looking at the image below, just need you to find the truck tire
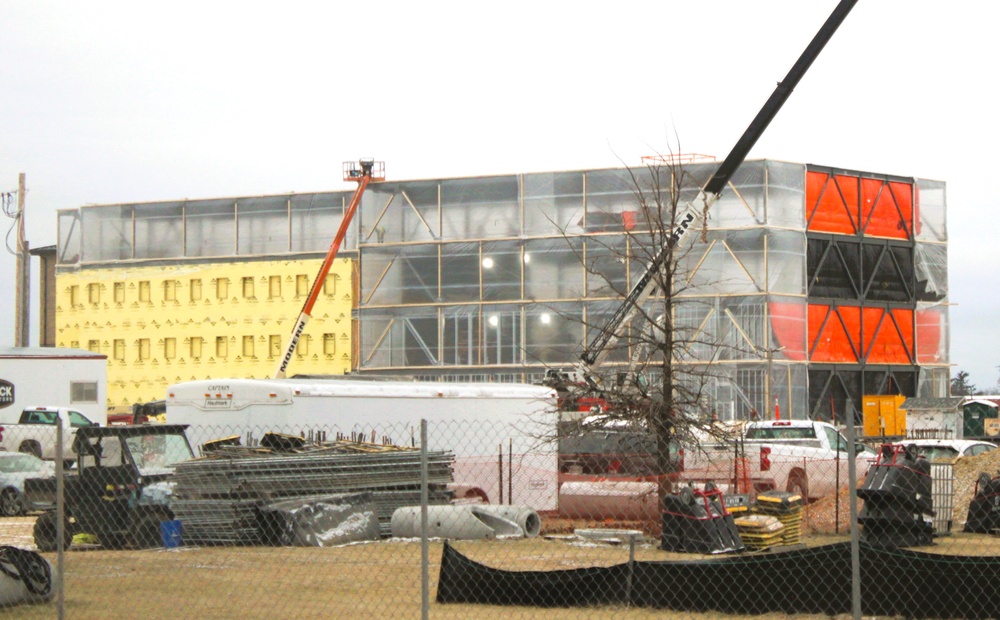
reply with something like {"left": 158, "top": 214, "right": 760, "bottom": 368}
{"left": 786, "top": 471, "right": 808, "bottom": 500}
{"left": 0, "top": 488, "right": 23, "bottom": 517}
{"left": 18, "top": 442, "right": 42, "bottom": 459}
{"left": 33, "top": 512, "right": 72, "bottom": 553}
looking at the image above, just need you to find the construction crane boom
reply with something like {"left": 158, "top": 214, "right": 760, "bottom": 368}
{"left": 274, "top": 159, "right": 384, "bottom": 379}
{"left": 571, "top": 0, "right": 858, "bottom": 388}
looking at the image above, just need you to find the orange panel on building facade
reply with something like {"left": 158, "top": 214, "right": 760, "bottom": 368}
{"left": 915, "top": 307, "right": 944, "bottom": 364}
{"left": 861, "top": 179, "right": 913, "bottom": 239}
{"left": 808, "top": 304, "right": 861, "bottom": 363}
{"left": 768, "top": 301, "right": 807, "bottom": 361}
{"left": 808, "top": 304, "right": 916, "bottom": 365}
{"left": 862, "top": 307, "right": 914, "bottom": 364}
{"left": 806, "top": 171, "right": 859, "bottom": 235}
{"left": 807, "top": 171, "right": 914, "bottom": 241}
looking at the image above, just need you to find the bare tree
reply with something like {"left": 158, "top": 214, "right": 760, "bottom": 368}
{"left": 547, "top": 152, "right": 764, "bottom": 512}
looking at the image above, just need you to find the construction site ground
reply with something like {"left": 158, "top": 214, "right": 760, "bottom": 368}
{"left": 3, "top": 513, "right": 1000, "bottom": 620}
{"left": 8, "top": 448, "right": 1000, "bottom": 617}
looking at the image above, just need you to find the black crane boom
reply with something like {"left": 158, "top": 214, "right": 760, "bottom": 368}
{"left": 577, "top": 0, "right": 859, "bottom": 379}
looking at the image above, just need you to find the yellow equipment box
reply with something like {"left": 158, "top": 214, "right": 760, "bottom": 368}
{"left": 862, "top": 394, "right": 907, "bottom": 438}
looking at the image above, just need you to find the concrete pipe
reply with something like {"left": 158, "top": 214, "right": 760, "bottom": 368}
{"left": 468, "top": 505, "right": 542, "bottom": 538}
{"left": 390, "top": 505, "right": 540, "bottom": 540}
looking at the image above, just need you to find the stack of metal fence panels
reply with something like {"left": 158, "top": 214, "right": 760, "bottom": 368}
{"left": 171, "top": 442, "right": 454, "bottom": 543}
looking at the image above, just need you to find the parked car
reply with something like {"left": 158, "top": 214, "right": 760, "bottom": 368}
{"left": 0, "top": 452, "right": 54, "bottom": 516}
{"left": 905, "top": 439, "right": 996, "bottom": 462}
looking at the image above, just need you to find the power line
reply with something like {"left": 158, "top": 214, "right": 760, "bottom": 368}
{"left": 2, "top": 190, "right": 22, "bottom": 255}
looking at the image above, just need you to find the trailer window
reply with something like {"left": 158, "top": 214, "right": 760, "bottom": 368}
{"left": 70, "top": 382, "right": 98, "bottom": 403}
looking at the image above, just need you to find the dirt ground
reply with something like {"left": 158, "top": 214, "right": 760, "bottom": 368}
{"left": 3, "top": 513, "right": 1000, "bottom": 620}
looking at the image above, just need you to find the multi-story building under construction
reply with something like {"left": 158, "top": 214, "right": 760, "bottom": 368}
{"left": 54, "top": 159, "right": 949, "bottom": 418}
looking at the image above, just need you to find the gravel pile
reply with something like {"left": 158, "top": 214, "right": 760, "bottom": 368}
{"left": 801, "top": 448, "right": 1000, "bottom": 535}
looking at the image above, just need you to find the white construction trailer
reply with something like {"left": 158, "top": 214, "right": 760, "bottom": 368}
{"left": 165, "top": 378, "right": 559, "bottom": 511}
{"left": 0, "top": 347, "right": 108, "bottom": 425}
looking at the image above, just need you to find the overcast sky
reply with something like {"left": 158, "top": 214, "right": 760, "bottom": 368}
{"left": 2, "top": 1, "right": 997, "bottom": 390}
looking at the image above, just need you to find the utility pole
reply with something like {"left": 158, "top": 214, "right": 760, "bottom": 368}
{"left": 14, "top": 173, "right": 29, "bottom": 347}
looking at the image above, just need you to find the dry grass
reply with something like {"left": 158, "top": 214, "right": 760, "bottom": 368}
{"left": 0, "top": 519, "right": 870, "bottom": 620}
{"left": 4, "top": 512, "right": 1000, "bottom": 619}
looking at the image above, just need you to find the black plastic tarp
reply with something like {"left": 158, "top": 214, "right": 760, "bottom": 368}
{"left": 437, "top": 541, "right": 1000, "bottom": 618}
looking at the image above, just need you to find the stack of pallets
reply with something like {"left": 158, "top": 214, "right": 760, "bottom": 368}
{"left": 754, "top": 490, "right": 804, "bottom": 545}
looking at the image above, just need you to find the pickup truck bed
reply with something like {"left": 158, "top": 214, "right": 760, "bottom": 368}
{"left": 679, "top": 420, "right": 875, "bottom": 501}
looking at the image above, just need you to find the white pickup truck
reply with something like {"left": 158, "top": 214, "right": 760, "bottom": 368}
{"left": 0, "top": 407, "right": 101, "bottom": 463}
{"left": 680, "top": 419, "right": 875, "bottom": 501}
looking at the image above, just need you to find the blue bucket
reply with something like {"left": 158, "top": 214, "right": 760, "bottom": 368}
{"left": 160, "top": 520, "right": 182, "bottom": 548}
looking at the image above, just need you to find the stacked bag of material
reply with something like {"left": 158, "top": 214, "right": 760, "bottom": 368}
{"left": 754, "top": 490, "right": 804, "bottom": 545}
{"left": 733, "top": 514, "right": 784, "bottom": 550}
{"left": 858, "top": 443, "right": 934, "bottom": 547}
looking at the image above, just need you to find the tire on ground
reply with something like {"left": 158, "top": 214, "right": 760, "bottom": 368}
{"left": 0, "top": 488, "right": 23, "bottom": 517}
{"left": 33, "top": 511, "right": 72, "bottom": 552}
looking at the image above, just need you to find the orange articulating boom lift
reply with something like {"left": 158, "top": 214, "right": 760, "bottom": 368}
{"left": 274, "top": 159, "right": 385, "bottom": 379}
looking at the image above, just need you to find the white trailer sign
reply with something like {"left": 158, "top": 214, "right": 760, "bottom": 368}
{"left": 0, "top": 347, "right": 107, "bottom": 425}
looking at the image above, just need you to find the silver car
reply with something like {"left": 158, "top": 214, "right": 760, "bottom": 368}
{"left": 0, "top": 452, "right": 54, "bottom": 516}
{"left": 905, "top": 439, "right": 997, "bottom": 462}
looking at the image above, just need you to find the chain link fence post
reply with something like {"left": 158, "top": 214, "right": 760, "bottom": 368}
{"left": 55, "top": 410, "right": 65, "bottom": 620}
{"left": 846, "top": 401, "right": 861, "bottom": 620}
{"left": 420, "top": 419, "right": 429, "bottom": 620}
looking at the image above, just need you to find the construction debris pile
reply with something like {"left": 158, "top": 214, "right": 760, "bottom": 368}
{"left": 171, "top": 437, "right": 454, "bottom": 544}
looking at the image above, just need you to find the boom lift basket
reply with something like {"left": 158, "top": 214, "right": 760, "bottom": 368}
{"left": 343, "top": 159, "right": 385, "bottom": 182}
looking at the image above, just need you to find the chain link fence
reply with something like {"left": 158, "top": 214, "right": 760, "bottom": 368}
{"left": 1, "top": 417, "right": 1000, "bottom": 618}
